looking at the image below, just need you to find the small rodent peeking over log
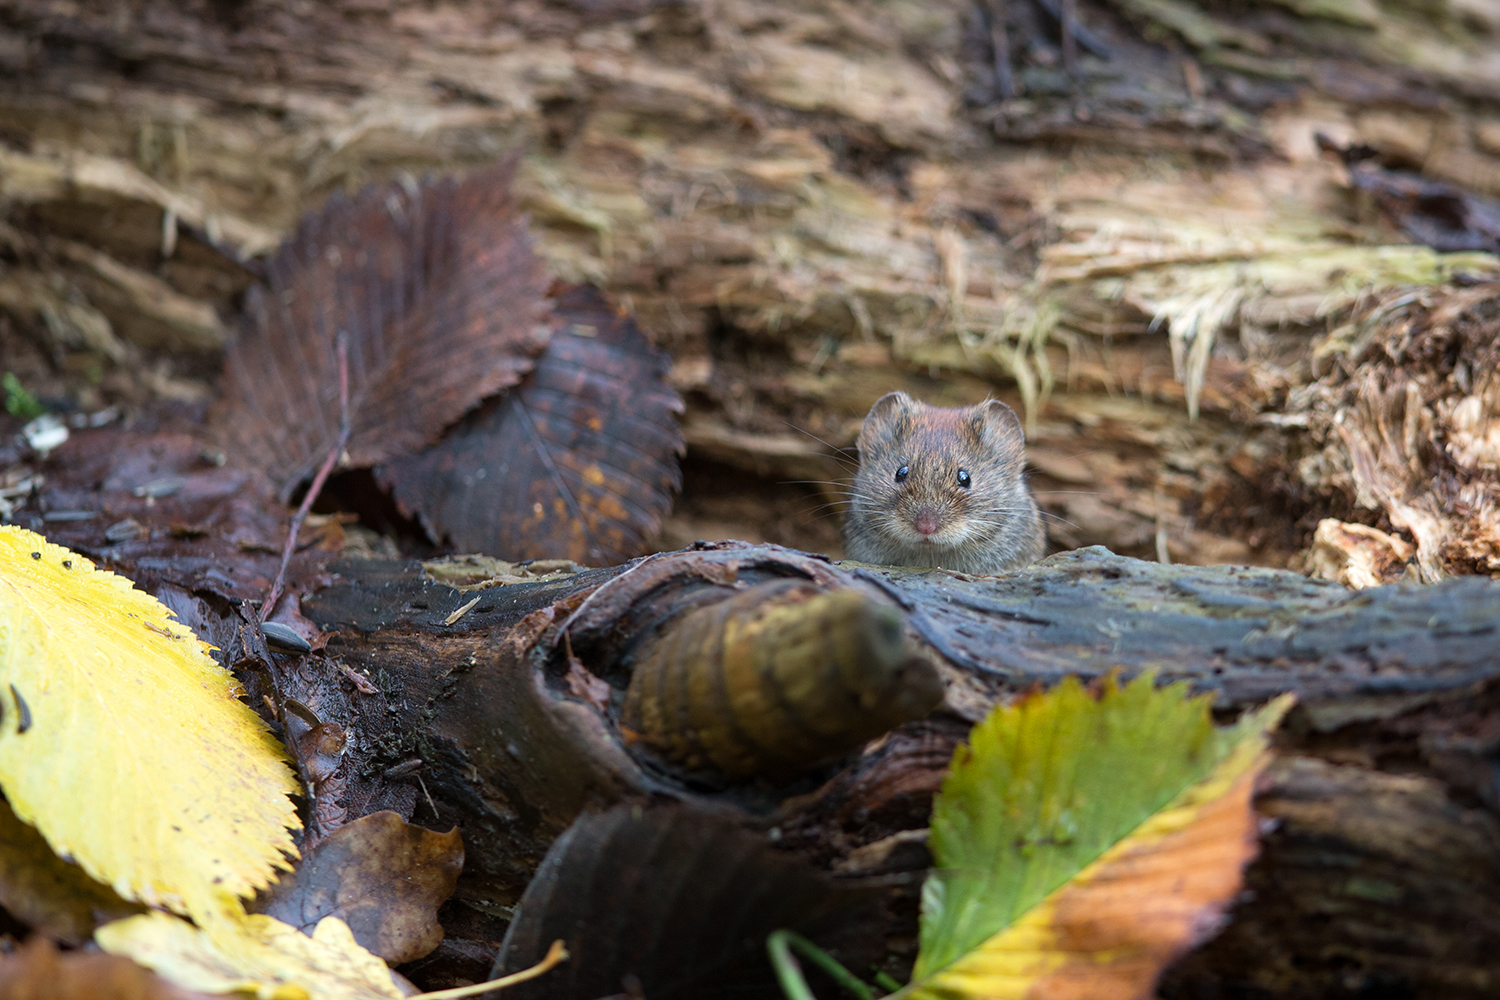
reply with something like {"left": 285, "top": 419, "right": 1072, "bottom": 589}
{"left": 842, "top": 391, "right": 1045, "bottom": 575}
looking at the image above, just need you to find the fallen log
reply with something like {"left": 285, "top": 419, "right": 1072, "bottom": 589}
{"left": 188, "top": 540, "right": 1500, "bottom": 996}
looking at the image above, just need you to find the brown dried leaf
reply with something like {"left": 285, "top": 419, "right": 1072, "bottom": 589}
{"left": 0, "top": 797, "right": 141, "bottom": 945}
{"left": 253, "top": 811, "right": 463, "bottom": 966}
{"left": 379, "top": 285, "right": 684, "bottom": 565}
{"left": 0, "top": 936, "right": 209, "bottom": 1000}
{"left": 218, "top": 161, "right": 551, "bottom": 496}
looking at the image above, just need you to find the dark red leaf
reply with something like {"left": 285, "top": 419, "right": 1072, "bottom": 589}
{"left": 217, "top": 161, "right": 551, "bottom": 497}
{"left": 491, "top": 805, "right": 885, "bottom": 1000}
{"left": 378, "top": 286, "right": 684, "bottom": 566}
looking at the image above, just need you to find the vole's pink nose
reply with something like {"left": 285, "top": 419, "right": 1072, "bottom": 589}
{"left": 914, "top": 508, "right": 940, "bottom": 535}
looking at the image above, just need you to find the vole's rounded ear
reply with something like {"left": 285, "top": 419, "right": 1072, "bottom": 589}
{"left": 866, "top": 391, "right": 913, "bottom": 422}
{"left": 857, "top": 392, "right": 916, "bottom": 451}
{"left": 976, "top": 398, "right": 1025, "bottom": 449}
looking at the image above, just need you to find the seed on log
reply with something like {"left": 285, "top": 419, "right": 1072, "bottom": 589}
{"left": 262, "top": 620, "right": 312, "bottom": 653}
{"left": 620, "top": 579, "right": 944, "bottom": 781}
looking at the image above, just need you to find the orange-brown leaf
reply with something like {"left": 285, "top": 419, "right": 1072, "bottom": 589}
{"left": 905, "top": 680, "right": 1289, "bottom": 1000}
{"left": 253, "top": 811, "right": 463, "bottom": 965}
{"left": 379, "top": 285, "right": 683, "bottom": 565}
{"left": 0, "top": 937, "right": 210, "bottom": 1000}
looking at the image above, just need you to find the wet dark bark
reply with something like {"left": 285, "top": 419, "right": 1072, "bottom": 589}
{"left": 262, "top": 543, "right": 1500, "bottom": 997}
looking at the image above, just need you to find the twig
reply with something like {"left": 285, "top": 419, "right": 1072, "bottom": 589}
{"left": 988, "top": 0, "right": 1016, "bottom": 100}
{"left": 1030, "top": 0, "right": 1112, "bottom": 59}
{"left": 413, "top": 940, "right": 569, "bottom": 999}
{"left": 260, "top": 332, "right": 351, "bottom": 624}
{"left": 252, "top": 332, "right": 350, "bottom": 841}
{"left": 555, "top": 551, "right": 665, "bottom": 639}
{"left": 444, "top": 594, "right": 483, "bottom": 626}
{"left": 1060, "top": 0, "right": 1078, "bottom": 76}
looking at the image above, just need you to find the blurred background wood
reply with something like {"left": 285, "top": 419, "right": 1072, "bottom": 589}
{"left": 0, "top": 0, "right": 1496, "bottom": 577}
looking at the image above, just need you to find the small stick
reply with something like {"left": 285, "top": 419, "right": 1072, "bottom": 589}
{"left": 1060, "top": 0, "right": 1078, "bottom": 76}
{"left": 253, "top": 333, "right": 350, "bottom": 839}
{"left": 332, "top": 657, "right": 379, "bottom": 694}
{"left": 413, "top": 940, "right": 569, "bottom": 999}
{"left": 989, "top": 0, "right": 1016, "bottom": 100}
{"left": 555, "top": 551, "right": 665, "bottom": 639}
{"left": 261, "top": 332, "right": 351, "bottom": 624}
{"left": 444, "top": 595, "right": 483, "bottom": 626}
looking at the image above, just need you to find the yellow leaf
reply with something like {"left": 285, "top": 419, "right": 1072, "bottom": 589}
{"left": 96, "top": 899, "right": 402, "bottom": 1000}
{"left": 0, "top": 526, "right": 300, "bottom": 918}
{"left": 0, "top": 795, "right": 141, "bottom": 944}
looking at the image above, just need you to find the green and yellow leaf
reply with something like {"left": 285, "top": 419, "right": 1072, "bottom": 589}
{"left": 906, "top": 674, "right": 1291, "bottom": 1000}
{"left": 96, "top": 898, "right": 402, "bottom": 1000}
{"left": 0, "top": 527, "right": 301, "bottom": 919}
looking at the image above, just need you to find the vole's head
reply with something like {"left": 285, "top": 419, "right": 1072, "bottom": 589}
{"left": 852, "top": 391, "right": 1029, "bottom": 550}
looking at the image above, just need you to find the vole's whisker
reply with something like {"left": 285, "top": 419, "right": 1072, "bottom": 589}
{"left": 783, "top": 421, "right": 859, "bottom": 462}
{"left": 797, "top": 500, "right": 857, "bottom": 516}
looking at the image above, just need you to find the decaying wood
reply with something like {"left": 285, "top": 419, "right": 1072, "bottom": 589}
{"left": 1, "top": 0, "right": 1497, "bottom": 575}
{"left": 217, "top": 542, "right": 1500, "bottom": 994}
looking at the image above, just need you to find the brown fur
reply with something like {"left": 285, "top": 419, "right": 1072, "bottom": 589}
{"left": 842, "top": 392, "right": 1045, "bottom": 574}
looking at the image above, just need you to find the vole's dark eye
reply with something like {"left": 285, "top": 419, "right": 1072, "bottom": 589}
{"left": 895, "top": 465, "right": 909, "bottom": 483}
{"left": 957, "top": 469, "right": 971, "bottom": 488}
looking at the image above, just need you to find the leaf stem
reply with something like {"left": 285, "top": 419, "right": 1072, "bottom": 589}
{"left": 768, "top": 929, "right": 877, "bottom": 1000}
{"left": 413, "top": 940, "right": 569, "bottom": 999}
{"left": 261, "top": 330, "right": 351, "bottom": 623}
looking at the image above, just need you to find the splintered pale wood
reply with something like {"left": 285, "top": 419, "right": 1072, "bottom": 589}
{"left": 1282, "top": 282, "right": 1500, "bottom": 581}
{"left": 379, "top": 285, "right": 684, "bottom": 566}
{"left": 218, "top": 161, "right": 551, "bottom": 497}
